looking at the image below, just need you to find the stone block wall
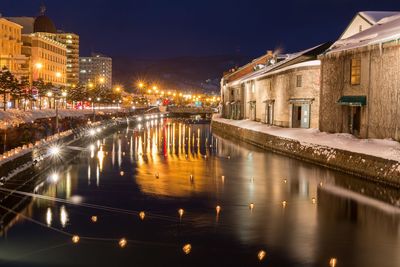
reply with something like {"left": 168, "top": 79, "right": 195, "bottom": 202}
{"left": 212, "top": 119, "right": 400, "bottom": 187}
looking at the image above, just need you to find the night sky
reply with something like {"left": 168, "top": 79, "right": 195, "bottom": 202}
{"left": 1, "top": 0, "right": 400, "bottom": 58}
{"left": 1, "top": 0, "right": 400, "bottom": 88}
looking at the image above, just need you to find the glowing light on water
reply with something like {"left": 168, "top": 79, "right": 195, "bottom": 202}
{"left": 249, "top": 203, "right": 255, "bottom": 211}
{"left": 178, "top": 208, "right": 184, "bottom": 219}
{"left": 139, "top": 211, "right": 145, "bottom": 220}
{"left": 216, "top": 205, "right": 221, "bottom": 215}
{"left": 91, "top": 215, "right": 98, "bottom": 223}
{"left": 46, "top": 208, "right": 52, "bottom": 226}
{"left": 97, "top": 149, "right": 104, "bottom": 171}
{"left": 329, "top": 258, "right": 338, "bottom": 267}
{"left": 60, "top": 205, "right": 69, "bottom": 228}
{"left": 258, "top": 250, "right": 267, "bottom": 261}
{"left": 72, "top": 235, "right": 80, "bottom": 244}
{"left": 182, "top": 244, "right": 192, "bottom": 255}
{"left": 119, "top": 238, "right": 127, "bottom": 248}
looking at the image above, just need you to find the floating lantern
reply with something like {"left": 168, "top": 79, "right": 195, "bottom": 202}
{"left": 120, "top": 171, "right": 124, "bottom": 176}
{"left": 139, "top": 211, "right": 145, "bottom": 220}
{"left": 182, "top": 243, "right": 192, "bottom": 255}
{"left": 282, "top": 201, "right": 287, "bottom": 207}
{"left": 312, "top": 197, "right": 316, "bottom": 204}
{"left": 178, "top": 208, "right": 184, "bottom": 218}
{"left": 216, "top": 205, "right": 221, "bottom": 214}
{"left": 72, "top": 235, "right": 80, "bottom": 244}
{"left": 249, "top": 203, "right": 255, "bottom": 211}
{"left": 91, "top": 215, "right": 98, "bottom": 223}
{"left": 257, "top": 250, "right": 266, "bottom": 261}
{"left": 119, "top": 238, "right": 127, "bottom": 248}
{"left": 329, "top": 258, "right": 337, "bottom": 267}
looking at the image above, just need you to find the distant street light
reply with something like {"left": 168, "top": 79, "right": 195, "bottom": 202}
{"left": 35, "top": 62, "right": 43, "bottom": 70}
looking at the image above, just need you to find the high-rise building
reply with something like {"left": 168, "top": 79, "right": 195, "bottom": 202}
{"left": 7, "top": 6, "right": 69, "bottom": 87}
{"left": 0, "top": 17, "right": 30, "bottom": 78}
{"left": 79, "top": 53, "right": 112, "bottom": 89}
{"left": 56, "top": 33, "right": 79, "bottom": 87}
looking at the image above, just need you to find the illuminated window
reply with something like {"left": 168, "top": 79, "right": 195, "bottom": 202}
{"left": 351, "top": 58, "right": 361, "bottom": 85}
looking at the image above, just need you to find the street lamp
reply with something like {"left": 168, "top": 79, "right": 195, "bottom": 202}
{"left": 35, "top": 62, "right": 43, "bottom": 70}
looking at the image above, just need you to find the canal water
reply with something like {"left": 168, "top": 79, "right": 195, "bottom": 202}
{"left": 0, "top": 118, "right": 399, "bottom": 267}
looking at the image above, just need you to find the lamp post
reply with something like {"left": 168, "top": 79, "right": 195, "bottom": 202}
{"left": 33, "top": 62, "right": 43, "bottom": 109}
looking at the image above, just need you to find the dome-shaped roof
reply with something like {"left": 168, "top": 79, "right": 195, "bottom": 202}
{"left": 34, "top": 15, "right": 56, "bottom": 33}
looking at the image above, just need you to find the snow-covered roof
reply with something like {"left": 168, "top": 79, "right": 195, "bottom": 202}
{"left": 228, "top": 43, "right": 328, "bottom": 86}
{"left": 359, "top": 11, "right": 400, "bottom": 24}
{"left": 329, "top": 13, "right": 400, "bottom": 53}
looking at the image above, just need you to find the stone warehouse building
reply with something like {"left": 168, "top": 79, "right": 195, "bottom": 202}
{"left": 319, "top": 12, "right": 400, "bottom": 140}
{"left": 221, "top": 43, "right": 330, "bottom": 129}
{"left": 221, "top": 51, "right": 275, "bottom": 120}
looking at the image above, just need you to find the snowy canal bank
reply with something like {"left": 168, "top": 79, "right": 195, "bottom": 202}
{"left": 212, "top": 117, "right": 400, "bottom": 187}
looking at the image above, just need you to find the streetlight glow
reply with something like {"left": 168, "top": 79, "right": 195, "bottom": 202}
{"left": 35, "top": 62, "right": 43, "bottom": 69}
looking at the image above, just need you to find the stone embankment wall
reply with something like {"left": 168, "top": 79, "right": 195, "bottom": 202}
{"left": 212, "top": 120, "right": 400, "bottom": 187}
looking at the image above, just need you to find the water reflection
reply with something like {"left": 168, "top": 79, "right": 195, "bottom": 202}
{"left": 0, "top": 118, "right": 399, "bottom": 267}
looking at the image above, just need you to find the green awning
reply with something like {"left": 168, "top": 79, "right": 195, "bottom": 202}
{"left": 337, "top": 96, "right": 366, "bottom": 106}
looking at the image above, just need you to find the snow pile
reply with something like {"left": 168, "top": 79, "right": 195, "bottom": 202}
{"left": 213, "top": 117, "right": 400, "bottom": 162}
{"left": 0, "top": 109, "right": 118, "bottom": 129}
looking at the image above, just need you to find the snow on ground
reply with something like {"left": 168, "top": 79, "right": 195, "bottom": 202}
{"left": 213, "top": 116, "right": 400, "bottom": 162}
{"left": 0, "top": 109, "right": 118, "bottom": 129}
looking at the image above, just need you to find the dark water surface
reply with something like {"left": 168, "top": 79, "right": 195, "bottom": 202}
{"left": 0, "top": 119, "right": 399, "bottom": 267}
